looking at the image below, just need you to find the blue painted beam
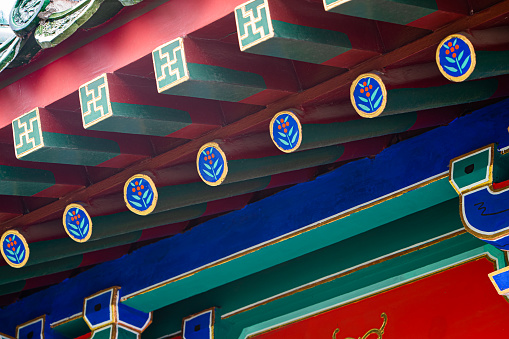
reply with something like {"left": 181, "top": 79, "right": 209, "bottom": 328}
{"left": 1, "top": 98, "right": 509, "bottom": 336}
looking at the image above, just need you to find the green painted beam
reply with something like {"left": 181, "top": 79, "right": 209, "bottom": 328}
{"left": 0, "top": 165, "right": 55, "bottom": 196}
{"left": 234, "top": 237, "right": 499, "bottom": 339}
{"left": 141, "top": 198, "right": 467, "bottom": 338}
{"left": 12, "top": 108, "right": 121, "bottom": 166}
{"left": 153, "top": 37, "right": 267, "bottom": 102}
{"left": 51, "top": 317, "right": 90, "bottom": 339}
{"left": 122, "top": 176, "right": 458, "bottom": 312}
{"left": 235, "top": 0, "right": 352, "bottom": 64}
{"left": 323, "top": 0, "right": 437, "bottom": 26}
{"left": 469, "top": 50, "right": 509, "bottom": 81}
{"left": 79, "top": 73, "right": 196, "bottom": 137}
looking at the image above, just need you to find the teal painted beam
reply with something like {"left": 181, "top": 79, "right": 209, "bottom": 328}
{"left": 323, "top": 0, "right": 437, "bottom": 26}
{"left": 235, "top": 0, "right": 352, "bottom": 64}
{"left": 351, "top": 76, "right": 501, "bottom": 118}
{"left": 0, "top": 165, "right": 55, "bottom": 196}
{"left": 121, "top": 176, "right": 458, "bottom": 312}
{"left": 141, "top": 199, "right": 466, "bottom": 338}
{"left": 12, "top": 108, "right": 121, "bottom": 166}
{"left": 79, "top": 73, "right": 223, "bottom": 138}
{"left": 152, "top": 36, "right": 299, "bottom": 104}
{"left": 51, "top": 317, "right": 90, "bottom": 339}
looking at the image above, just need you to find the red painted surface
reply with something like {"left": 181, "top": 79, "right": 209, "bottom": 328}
{"left": 492, "top": 180, "right": 509, "bottom": 191}
{"left": 74, "top": 332, "right": 91, "bottom": 339}
{"left": 0, "top": 0, "right": 249, "bottom": 129}
{"left": 254, "top": 257, "right": 509, "bottom": 339}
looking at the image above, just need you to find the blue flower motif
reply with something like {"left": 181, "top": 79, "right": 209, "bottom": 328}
{"left": 271, "top": 112, "right": 301, "bottom": 152}
{"left": 437, "top": 35, "right": 475, "bottom": 81}
{"left": 352, "top": 75, "right": 385, "bottom": 116}
{"left": 126, "top": 176, "right": 156, "bottom": 213}
{"left": 1, "top": 231, "right": 29, "bottom": 267}
{"left": 197, "top": 144, "right": 227, "bottom": 185}
{"left": 64, "top": 204, "right": 92, "bottom": 242}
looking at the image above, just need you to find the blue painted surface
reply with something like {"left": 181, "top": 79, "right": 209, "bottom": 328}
{"left": 1, "top": 233, "right": 27, "bottom": 267}
{"left": 1, "top": 99, "right": 509, "bottom": 336}
{"left": 125, "top": 177, "right": 155, "bottom": 213}
{"left": 492, "top": 270, "right": 509, "bottom": 292}
{"left": 352, "top": 75, "right": 384, "bottom": 115}
{"left": 197, "top": 146, "right": 226, "bottom": 184}
{"left": 183, "top": 311, "right": 212, "bottom": 339}
{"left": 271, "top": 113, "right": 300, "bottom": 151}
{"left": 463, "top": 188, "right": 509, "bottom": 234}
{"left": 118, "top": 304, "right": 151, "bottom": 330}
{"left": 17, "top": 319, "right": 43, "bottom": 339}
{"left": 438, "top": 37, "right": 473, "bottom": 79}
{"left": 84, "top": 291, "right": 113, "bottom": 328}
{"left": 64, "top": 206, "right": 91, "bottom": 242}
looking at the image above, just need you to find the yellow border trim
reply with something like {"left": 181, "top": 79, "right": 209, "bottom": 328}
{"left": 62, "top": 203, "right": 93, "bottom": 243}
{"left": 123, "top": 174, "right": 159, "bottom": 216}
{"left": 489, "top": 265, "right": 509, "bottom": 295}
{"left": 234, "top": 0, "right": 275, "bottom": 52}
{"left": 323, "top": 0, "right": 351, "bottom": 12}
{"left": 436, "top": 34, "right": 476, "bottom": 83}
{"left": 269, "top": 111, "right": 303, "bottom": 153}
{"left": 197, "top": 142, "right": 228, "bottom": 186}
{"left": 12, "top": 107, "right": 44, "bottom": 159}
{"left": 79, "top": 73, "right": 114, "bottom": 129}
{"left": 350, "top": 73, "right": 387, "bottom": 118}
{"left": 1, "top": 230, "right": 30, "bottom": 268}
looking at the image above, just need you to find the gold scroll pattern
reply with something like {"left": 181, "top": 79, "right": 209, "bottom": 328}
{"left": 332, "top": 313, "right": 387, "bottom": 339}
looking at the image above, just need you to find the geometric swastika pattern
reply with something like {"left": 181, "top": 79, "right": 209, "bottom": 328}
{"left": 12, "top": 108, "right": 44, "bottom": 158}
{"left": 79, "top": 74, "right": 112, "bottom": 129}
{"left": 152, "top": 37, "right": 189, "bottom": 92}
{"left": 235, "top": 0, "right": 274, "bottom": 51}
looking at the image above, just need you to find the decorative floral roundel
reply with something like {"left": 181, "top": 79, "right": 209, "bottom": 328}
{"left": 124, "top": 174, "right": 158, "bottom": 215}
{"left": 270, "top": 111, "right": 302, "bottom": 153}
{"left": 197, "top": 142, "right": 228, "bottom": 186}
{"left": 350, "top": 73, "right": 387, "bottom": 118}
{"left": 436, "top": 34, "right": 476, "bottom": 82}
{"left": 63, "top": 203, "right": 92, "bottom": 243}
{"left": 1, "top": 230, "right": 29, "bottom": 268}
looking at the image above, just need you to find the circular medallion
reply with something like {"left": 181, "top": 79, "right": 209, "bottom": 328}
{"left": 270, "top": 111, "right": 302, "bottom": 153}
{"left": 1, "top": 230, "right": 29, "bottom": 268}
{"left": 124, "top": 174, "right": 158, "bottom": 215}
{"left": 63, "top": 204, "right": 92, "bottom": 243}
{"left": 10, "top": 0, "right": 50, "bottom": 37}
{"left": 350, "top": 73, "right": 387, "bottom": 118}
{"left": 436, "top": 34, "right": 476, "bottom": 82}
{"left": 197, "top": 142, "right": 228, "bottom": 186}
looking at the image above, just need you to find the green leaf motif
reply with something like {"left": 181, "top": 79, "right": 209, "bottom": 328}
{"left": 203, "top": 169, "right": 214, "bottom": 178}
{"left": 367, "top": 78, "right": 371, "bottom": 86}
{"left": 453, "top": 38, "right": 457, "bottom": 46}
{"left": 143, "top": 189, "right": 149, "bottom": 199}
{"left": 444, "top": 65, "right": 458, "bottom": 72}
{"left": 204, "top": 162, "right": 212, "bottom": 170}
{"left": 146, "top": 192, "right": 152, "bottom": 205}
{"left": 358, "top": 96, "right": 368, "bottom": 103}
{"left": 6, "top": 255, "right": 17, "bottom": 262}
{"left": 19, "top": 249, "right": 24, "bottom": 261}
{"left": 129, "top": 200, "right": 143, "bottom": 208}
{"left": 16, "top": 246, "right": 20, "bottom": 255}
{"left": 289, "top": 126, "right": 293, "bottom": 136}
{"left": 213, "top": 159, "right": 219, "bottom": 170}
{"left": 457, "top": 50, "right": 464, "bottom": 62}
{"left": 68, "top": 211, "right": 73, "bottom": 216}
{"left": 6, "top": 249, "right": 14, "bottom": 255}
{"left": 372, "top": 87, "right": 379, "bottom": 99}
{"left": 446, "top": 57, "right": 455, "bottom": 63}
{"left": 69, "top": 229, "right": 80, "bottom": 237}
{"left": 83, "top": 223, "right": 89, "bottom": 235}
{"left": 374, "top": 95, "right": 382, "bottom": 109}
{"left": 284, "top": 115, "right": 288, "bottom": 123}
{"left": 215, "top": 164, "right": 223, "bottom": 176}
{"left": 279, "top": 138, "right": 289, "bottom": 146}
{"left": 461, "top": 55, "right": 470, "bottom": 70}
{"left": 130, "top": 182, "right": 135, "bottom": 187}
{"left": 443, "top": 43, "right": 449, "bottom": 49}
{"left": 278, "top": 132, "right": 286, "bottom": 138}
{"left": 132, "top": 195, "right": 141, "bottom": 200}
{"left": 291, "top": 130, "right": 298, "bottom": 144}
{"left": 68, "top": 223, "right": 78, "bottom": 230}
{"left": 358, "top": 103, "right": 371, "bottom": 112}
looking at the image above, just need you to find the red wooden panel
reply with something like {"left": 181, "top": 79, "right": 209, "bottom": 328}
{"left": 254, "top": 257, "right": 509, "bottom": 339}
